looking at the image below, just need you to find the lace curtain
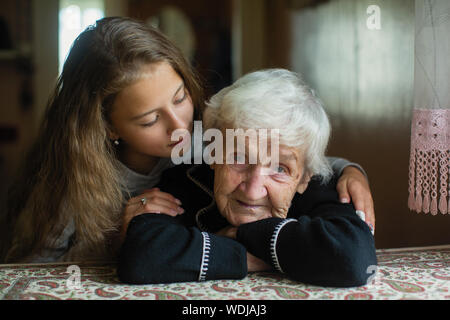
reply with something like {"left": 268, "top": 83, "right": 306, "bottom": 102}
{"left": 408, "top": 0, "right": 450, "bottom": 215}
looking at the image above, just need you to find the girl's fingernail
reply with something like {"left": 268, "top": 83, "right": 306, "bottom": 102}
{"left": 341, "top": 198, "right": 349, "bottom": 203}
{"left": 178, "top": 207, "right": 185, "bottom": 214}
{"left": 175, "top": 198, "right": 182, "bottom": 205}
{"left": 355, "top": 210, "right": 366, "bottom": 222}
{"left": 364, "top": 221, "right": 375, "bottom": 235}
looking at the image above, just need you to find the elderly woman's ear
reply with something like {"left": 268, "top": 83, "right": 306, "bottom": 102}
{"left": 296, "top": 172, "right": 312, "bottom": 194}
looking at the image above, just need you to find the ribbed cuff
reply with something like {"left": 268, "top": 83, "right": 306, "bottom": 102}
{"left": 202, "top": 233, "right": 247, "bottom": 281}
{"left": 270, "top": 219, "right": 297, "bottom": 273}
{"left": 198, "top": 232, "right": 211, "bottom": 281}
{"left": 236, "top": 217, "right": 285, "bottom": 268}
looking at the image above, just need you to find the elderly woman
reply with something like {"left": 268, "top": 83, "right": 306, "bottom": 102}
{"left": 118, "top": 69, "right": 377, "bottom": 287}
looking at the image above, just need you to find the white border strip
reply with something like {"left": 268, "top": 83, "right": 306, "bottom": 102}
{"left": 270, "top": 219, "right": 297, "bottom": 273}
{"left": 198, "top": 232, "right": 211, "bottom": 281}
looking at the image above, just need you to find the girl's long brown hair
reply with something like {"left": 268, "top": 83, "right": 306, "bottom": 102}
{"left": 1, "top": 17, "right": 204, "bottom": 263}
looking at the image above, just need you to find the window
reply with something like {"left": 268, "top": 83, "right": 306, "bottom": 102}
{"left": 59, "top": 0, "right": 104, "bottom": 73}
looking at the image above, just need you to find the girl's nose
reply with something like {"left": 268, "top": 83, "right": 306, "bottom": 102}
{"left": 166, "top": 109, "right": 184, "bottom": 135}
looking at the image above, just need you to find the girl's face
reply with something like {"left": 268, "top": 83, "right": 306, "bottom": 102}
{"left": 109, "top": 61, "right": 194, "bottom": 172}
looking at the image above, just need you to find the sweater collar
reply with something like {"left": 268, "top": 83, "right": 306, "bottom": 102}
{"left": 186, "top": 164, "right": 229, "bottom": 232}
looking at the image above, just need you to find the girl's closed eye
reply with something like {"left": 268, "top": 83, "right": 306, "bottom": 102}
{"left": 142, "top": 114, "right": 159, "bottom": 127}
{"left": 174, "top": 91, "right": 188, "bottom": 104}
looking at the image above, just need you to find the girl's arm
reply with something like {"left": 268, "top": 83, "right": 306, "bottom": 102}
{"left": 327, "top": 156, "right": 367, "bottom": 179}
{"left": 328, "top": 156, "right": 375, "bottom": 233}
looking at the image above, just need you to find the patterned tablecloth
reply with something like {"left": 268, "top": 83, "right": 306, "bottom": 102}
{"left": 1, "top": 245, "right": 449, "bottom": 300}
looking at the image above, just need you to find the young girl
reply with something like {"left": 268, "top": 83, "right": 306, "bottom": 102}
{"left": 0, "top": 17, "right": 374, "bottom": 263}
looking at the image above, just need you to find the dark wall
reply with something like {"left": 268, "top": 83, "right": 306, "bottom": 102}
{"left": 128, "top": 0, "right": 232, "bottom": 97}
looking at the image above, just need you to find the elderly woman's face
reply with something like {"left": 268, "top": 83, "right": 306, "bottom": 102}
{"left": 212, "top": 137, "right": 310, "bottom": 227}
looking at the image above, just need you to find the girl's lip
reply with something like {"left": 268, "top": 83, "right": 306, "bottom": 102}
{"left": 168, "top": 137, "right": 184, "bottom": 147}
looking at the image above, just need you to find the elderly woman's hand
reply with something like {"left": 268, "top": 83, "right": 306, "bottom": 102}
{"left": 119, "top": 188, "right": 184, "bottom": 243}
{"left": 215, "top": 227, "right": 272, "bottom": 272}
{"left": 215, "top": 226, "right": 238, "bottom": 239}
{"left": 336, "top": 166, "right": 375, "bottom": 234}
{"left": 247, "top": 253, "right": 272, "bottom": 272}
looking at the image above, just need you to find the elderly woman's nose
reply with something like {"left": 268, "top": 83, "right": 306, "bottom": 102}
{"left": 239, "top": 167, "right": 268, "bottom": 199}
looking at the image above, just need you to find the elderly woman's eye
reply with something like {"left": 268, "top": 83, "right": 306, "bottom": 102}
{"left": 234, "top": 153, "right": 246, "bottom": 164}
{"left": 276, "top": 166, "right": 288, "bottom": 174}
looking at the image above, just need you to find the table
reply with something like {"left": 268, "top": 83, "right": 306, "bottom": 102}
{"left": 1, "top": 245, "right": 449, "bottom": 300}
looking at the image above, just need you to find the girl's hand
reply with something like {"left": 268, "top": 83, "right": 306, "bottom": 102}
{"left": 336, "top": 166, "right": 375, "bottom": 234}
{"left": 119, "top": 188, "right": 184, "bottom": 242}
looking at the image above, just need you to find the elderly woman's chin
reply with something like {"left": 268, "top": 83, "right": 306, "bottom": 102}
{"left": 221, "top": 199, "right": 273, "bottom": 227}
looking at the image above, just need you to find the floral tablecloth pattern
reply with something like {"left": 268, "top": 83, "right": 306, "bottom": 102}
{"left": 1, "top": 246, "right": 449, "bottom": 300}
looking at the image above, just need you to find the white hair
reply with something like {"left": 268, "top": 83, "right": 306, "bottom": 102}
{"left": 203, "top": 68, "right": 332, "bottom": 182}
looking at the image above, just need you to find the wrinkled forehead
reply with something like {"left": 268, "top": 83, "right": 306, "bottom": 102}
{"left": 220, "top": 126, "right": 303, "bottom": 164}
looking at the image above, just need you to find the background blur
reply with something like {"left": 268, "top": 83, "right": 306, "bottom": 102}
{"left": 0, "top": 0, "right": 448, "bottom": 249}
